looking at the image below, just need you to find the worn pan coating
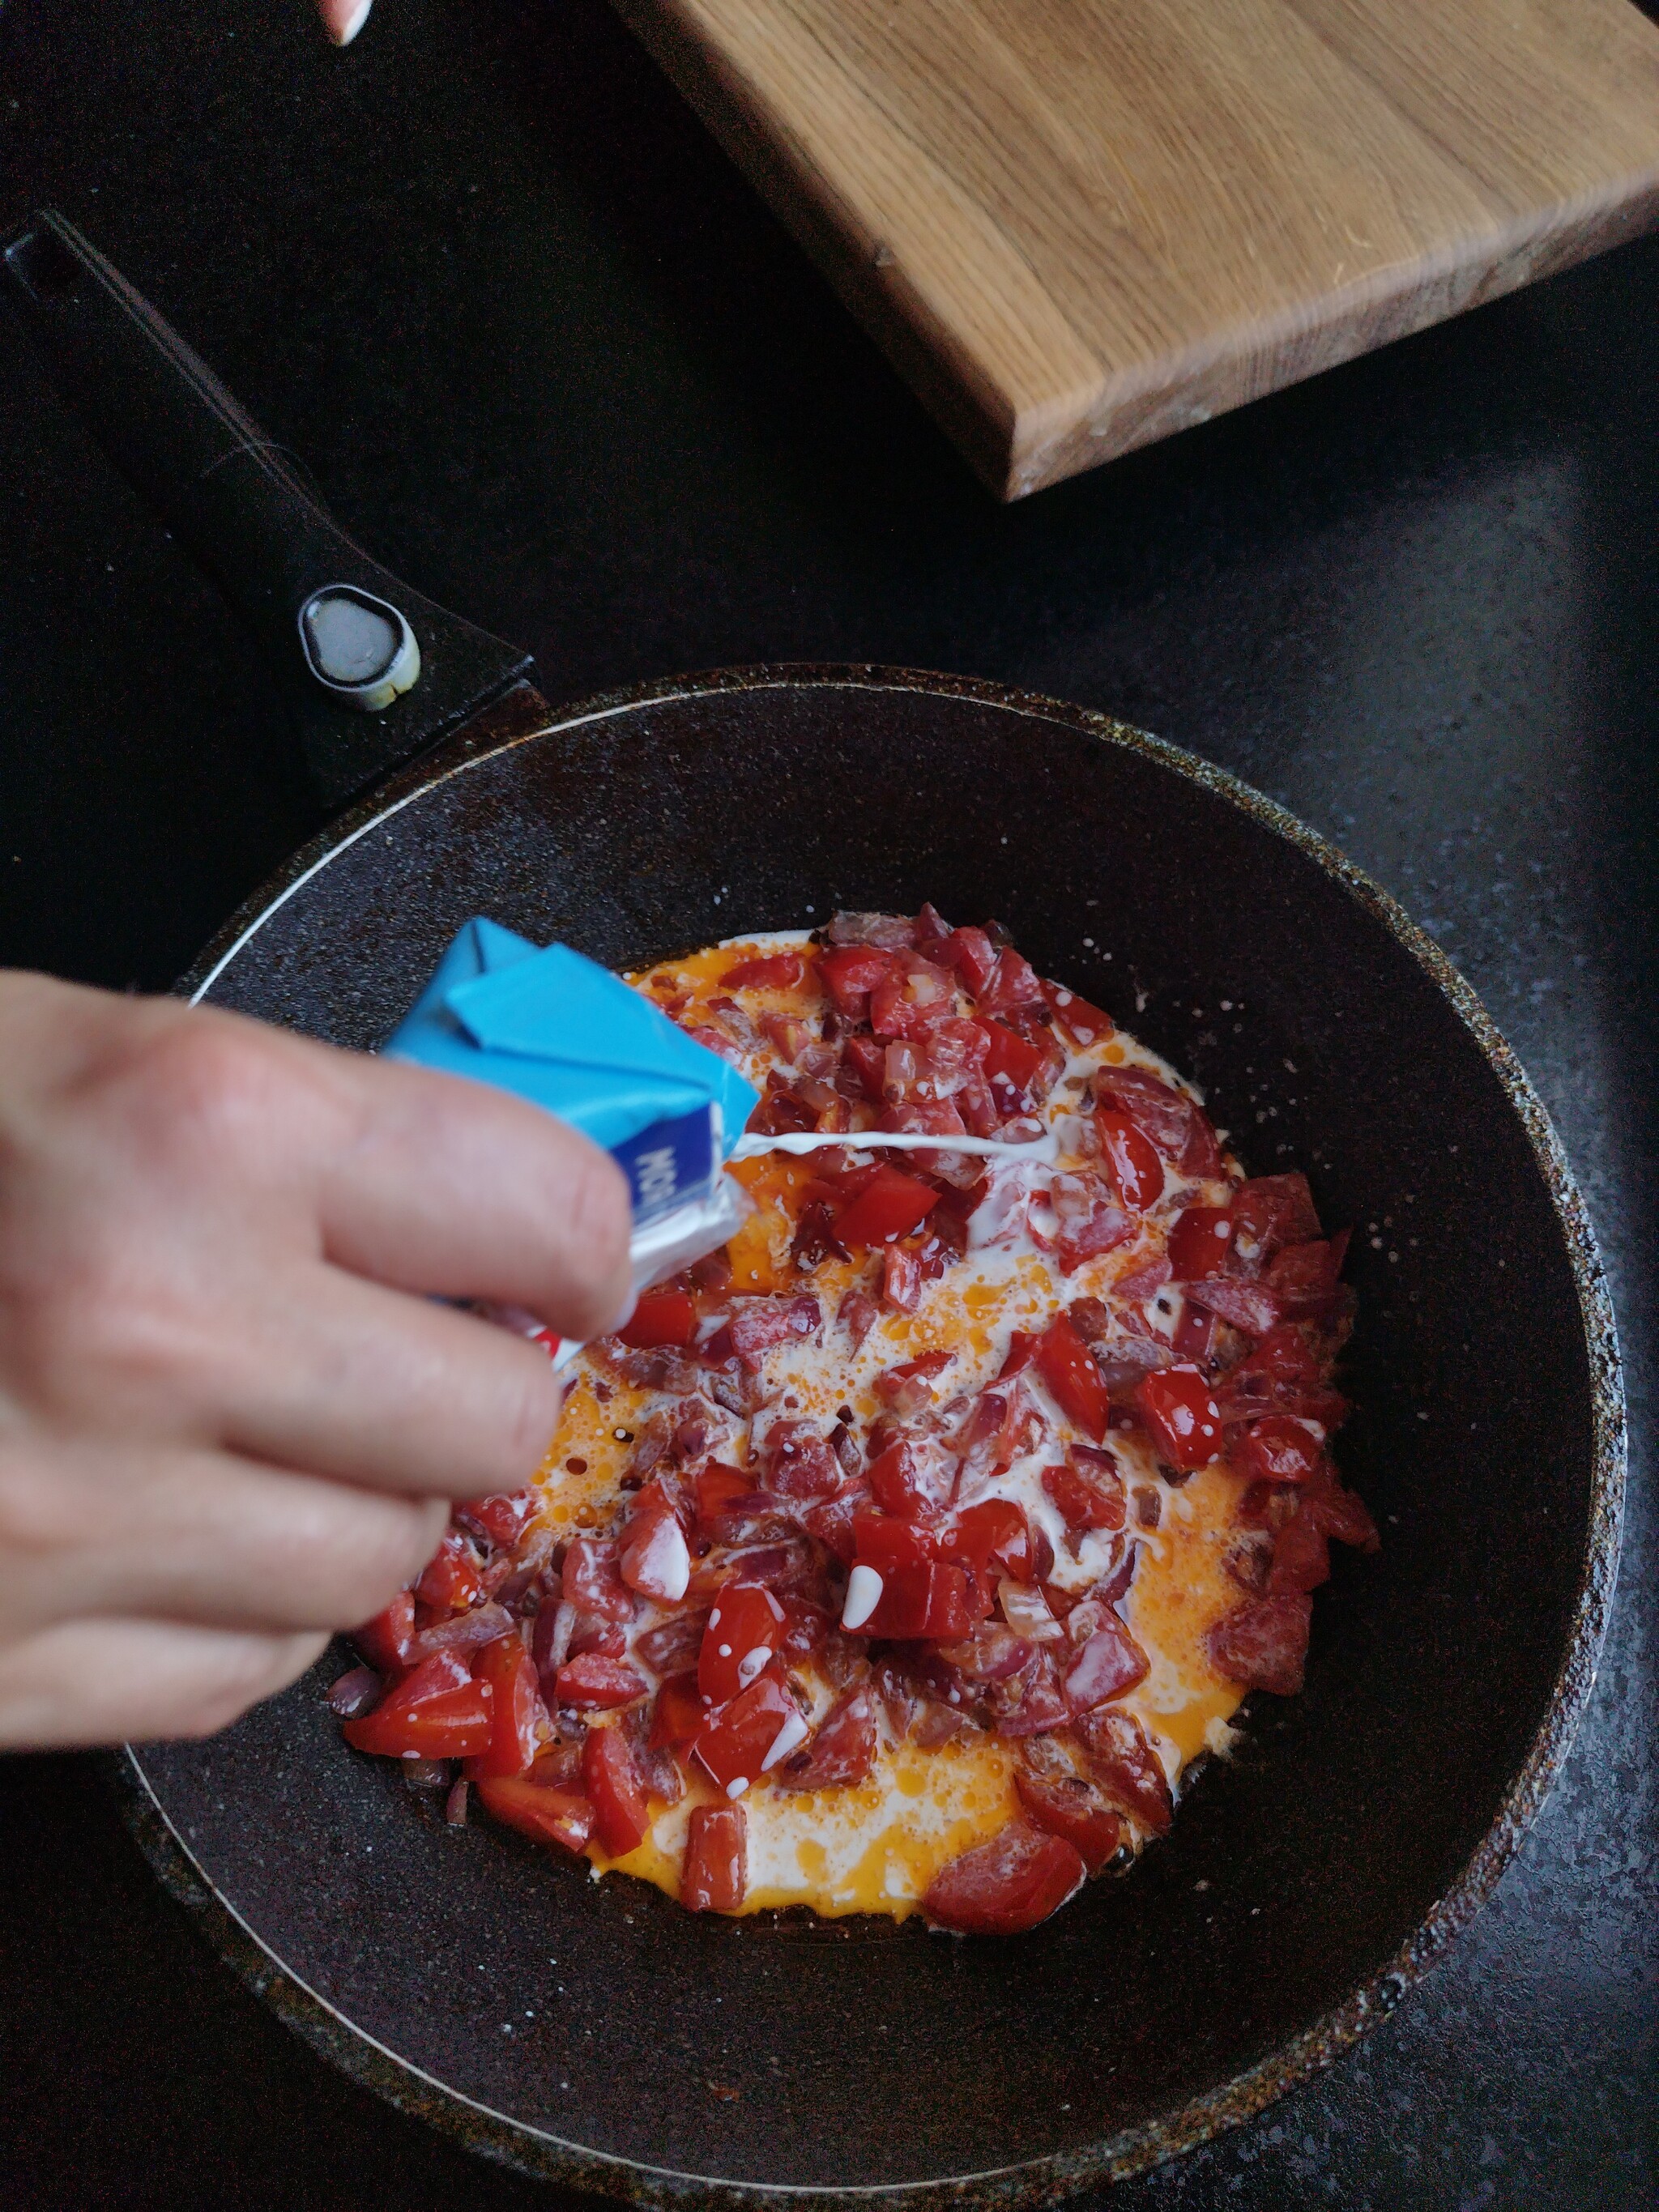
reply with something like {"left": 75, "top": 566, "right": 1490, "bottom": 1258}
{"left": 114, "top": 663, "right": 1623, "bottom": 2207}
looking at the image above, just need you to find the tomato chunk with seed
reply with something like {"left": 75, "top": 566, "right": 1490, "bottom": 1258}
{"left": 1207, "top": 1593, "right": 1312, "bottom": 1695}
{"left": 819, "top": 944, "right": 896, "bottom": 1020}
{"left": 415, "top": 1529, "right": 484, "bottom": 1614}
{"left": 1034, "top": 1314, "right": 1110, "bottom": 1442}
{"left": 720, "top": 951, "right": 805, "bottom": 990}
{"left": 1238, "top": 1416, "right": 1324, "bottom": 1485}
{"left": 693, "top": 1673, "right": 803, "bottom": 1796}
{"left": 475, "top": 1774, "right": 594, "bottom": 1854}
{"left": 922, "top": 1821, "right": 1087, "bottom": 1934}
{"left": 554, "top": 1652, "right": 646, "bottom": 1709}
{"left": 1043, "top": 1451, "right": 1126, "bottom": 1532}
{"left": 343, "top": 1655, "right": 494, "bottom": 1761}
{"left": 698, "top": 1583, "right": 786, "bottom": 1706}
{"left": 682, "top": 1803, "right": 748, "bottom": 1912}
{"left": 462, "top": 1633, "right": 546, "bottom": 1780}
{"left": 834, "top": 1165, "right": 938, "bottom": 1248}
{"left": 1167, "top": 1205, "right": 1235, "bottom": 1281}
{"left": 1094, "top": 1111, "right": 1164, "bottom": 1213}
{"left": 616, "top": 1288, "right": 697, "bottom": 1349}
{"left": 1014, "top": 1767, "right": 1126, "bottom": 1873}
{"left": 1137, "top": 1365, "right": 1224, "bottom": 1471}
{"left": 1072, "top": 1710, "right": 1174, "bottom": 1835}
{"left": 582, "top": 1723, "right": 651, "bottom": 1856}
{"left": 773, "top": 1686, "right": 879, "bottom": 1791}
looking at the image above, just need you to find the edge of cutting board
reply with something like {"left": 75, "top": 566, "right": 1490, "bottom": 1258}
{"left": 609, "top": 0, "right": 1659, "bottom": 499}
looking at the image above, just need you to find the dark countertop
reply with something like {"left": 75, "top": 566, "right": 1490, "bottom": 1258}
{"left": 0, "top": 2, "right": 1653, "bottom": 2205}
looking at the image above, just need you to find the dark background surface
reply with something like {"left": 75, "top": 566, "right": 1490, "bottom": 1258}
{"left": 0, "top": 0, "right": 1653, "bottom": 2205}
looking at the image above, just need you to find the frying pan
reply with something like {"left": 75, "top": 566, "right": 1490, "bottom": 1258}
{"left": 2, "top": 212, "right": 1623, "bottom": 2206}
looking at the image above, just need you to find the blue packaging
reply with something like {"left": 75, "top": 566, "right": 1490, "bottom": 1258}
{"left": 386, "top": 918, "right": 760, "bottom": 1291}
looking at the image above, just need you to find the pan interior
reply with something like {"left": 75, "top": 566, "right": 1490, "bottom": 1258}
{"left": 137, "top": 679, "right": 1601, "bottom": 2193}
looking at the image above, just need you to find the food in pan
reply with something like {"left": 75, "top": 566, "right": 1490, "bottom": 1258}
{"left": 334, "top": 907, "right": 1377, "bottom": 1933}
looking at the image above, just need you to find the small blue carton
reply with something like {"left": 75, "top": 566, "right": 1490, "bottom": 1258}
{"left": 386, "top": 918, "right": 759, "bottom": 1240}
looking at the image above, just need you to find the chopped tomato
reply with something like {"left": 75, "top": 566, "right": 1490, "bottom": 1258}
{"left": 1062, "top": 1619, "right": 1150, "bottom": 1712}
{"left": 953, "top": 1498, "right": 1037, "bottom": 1583}
{"left": 773, "top": 1684, "right": 880, "bottom": 1791}
{"left": 561, "top": 1536, "right": 633, "bottom": 1622}
{"left": 1238, "top": 1416, "right": 1324, "bottom": 1485}
{"left": 975, "top": 949, "right": 1044, "bottom": 1020}
{"left": 840, "top": 1034, "right": 887, "bottom": 1100}
{"left": 1094, "top": 1111, "right": 1164, "bottom": 1213}
{"left": 681, "top": 1802, "right": 748, "bottom": 1912}
{"left": 870, "top": 957, "right": 956, "bottom": 1041}
{"left": 1042, "top": 982, "right": 1113, "bottom": 1049}
{"left": 1137, "top": 1365, "right": 1224, "bottom": 1471}
{"left": 860, "top": 1558, "right": 983, "bottom": 1640}
{"left": 872, "top": 1350, "right": 954, "bottom": 1413}
{"left": 1230, "top": 1173, "right": 1322, "bottom": 1262}
{"left": 454, "top": 1490, "right": 538, "bottom": 1549}
{"left": 343, "top": 1655, "right": 495, "bottom": 1761}
{"left": 819, "top": 944, "right": 895, "bottom": 1020}
{"left": 867, "top": 1435, "right": 957, "bottom": 1520}
{"left": 922, "top": 1820, "right": 1087, "bottom": 1934}
{"left": 650, "top": 1673, "right": 707, "bottom": 1748}
{"left": 583, "top": 1722, "right": 652, "bottom": 1856}
{"left": 1265, "top": 1234, "right": 1350, "bottom": 1316}
{"left": 714, "top": 1293, "right": 823, "bottom": 1370}
{"left": 1300, "top": 1459, "right": 1382, "bottom": 1551}
{"left": 414, "top": 1529, "right": 484, "bottom": 1615}
{"left": 553, "top": 1652, "right": 646, "bottom": 1709}
{"left": 945, "top": 926, "right": 1000, "bottom": 995}
{"left": 616, "top": 1288, "right": 697, "bottom": 1349}
{"left": 618, "top": 1491, "right": 692, "bottom": 1603}
{"left": 692, "top": 1673, "right": 804, "bottom": 1796}
{"left": 691, "top": 1464, "right": 753, "bottom": 1532}
{"left": 1207, "top": 1593, "right": 1312, "bottom": 1695}
{"left": 1071, "top": 1709, "right": 1174, "bottom": 1835}
{"left": 1014, "top": 1767, "right": 1126, "bottom": 1873}
{"left": 474, "top": 1774, "right": 593, "bottom": 1854}
{"left": 352, "top": 1590, "right": 416, "bottom": 1676}
{"left": 720, "top": 951, "right": 805, "bottom": 990}
{"left": 1171, "top": 1301, "right": 1218, "bottom": 1364}
{"left": 1267, "top": 1509, "right": 1331, "bottom": 1594}
{"left": 1042, "top": 1453, "right": 1126, "bottom": 1533}
{"left": 851, "top": 1512, "right": 943, "bottom": 1573}
{"left": 997, "top": 1330, "right": 1038, "bottom": 1380}
{"left": 834, "top": 1165, "right": 938, "bottom": 1249}
{"left": 1034, "top": 1313, "right": 1111, "bottom": 1442}
{"left": 1183, "top": 1276, "right": 1282, "bottom": 1338}
{"left": 881, "top": 1243, "right": 924, "bottom": 1311}
{"left": 463, "top": 1632, "right": 546, "bottom": 1780}
{"left": 1167, "top": 1205, "right": 1235, "bottom": 1281}
{"left": 697, "top": 1583, "right": 786, "bottom": 1706}
{"left": 981, "top": 1020, "right": 1043, "bottom": 1093}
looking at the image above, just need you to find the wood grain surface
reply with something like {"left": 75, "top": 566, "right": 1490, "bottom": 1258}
{"left": 610, "top": 0, "right": 1659, "bottom": 496}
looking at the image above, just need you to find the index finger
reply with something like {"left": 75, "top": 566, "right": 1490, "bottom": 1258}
{"left": 312, "top": 1047, "right": 634, "bottom": 1346}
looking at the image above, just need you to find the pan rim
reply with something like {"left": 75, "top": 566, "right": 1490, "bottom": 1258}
{"left": 124, "top": 661, "right": 1623, "bottom": 2207}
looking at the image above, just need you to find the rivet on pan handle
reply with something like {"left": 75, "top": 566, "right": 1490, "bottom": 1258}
{"left": 1, "top": 210, "right": 532, "bottom": 808}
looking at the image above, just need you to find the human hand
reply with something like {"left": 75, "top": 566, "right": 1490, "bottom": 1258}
{"left": 0, "top": 973, "right": 631, "bottom": 1750}
{"left": 316, "top": 0, "right": 374, "bottom": 48}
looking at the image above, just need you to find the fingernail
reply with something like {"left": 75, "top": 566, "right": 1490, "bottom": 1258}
{"left": 330, "top": 0, "right": 373, "bottom": 48}
{"left": 606, "top": 1290, "right": 638, "bottom": 1337}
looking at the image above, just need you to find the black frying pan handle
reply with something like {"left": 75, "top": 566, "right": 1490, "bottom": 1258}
{"left": 1, "top": 209, "right": 532, "bottom": 806}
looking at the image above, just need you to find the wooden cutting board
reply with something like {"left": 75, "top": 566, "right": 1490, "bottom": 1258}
{"left": 610, "top": 0, "right": 1659, "bottom": 497}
